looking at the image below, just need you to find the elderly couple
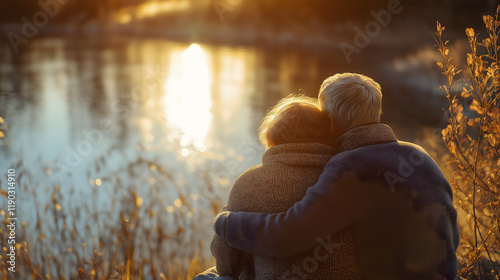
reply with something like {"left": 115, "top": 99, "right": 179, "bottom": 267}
{"left": 195, "top": 73, "right": 460, "bottom": 280}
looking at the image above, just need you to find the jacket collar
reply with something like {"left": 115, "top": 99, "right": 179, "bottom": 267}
{"left": 333, "top": 123, "right": 398, "bottom": 153}
{"left": 262, "top": 142, "right": 336, "bottom": 167}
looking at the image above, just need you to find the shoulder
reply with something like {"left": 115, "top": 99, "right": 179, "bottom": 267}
{"left": 227, "top": 164, "right": 265, "bottom": 210}
{"left": 231, "top": 164, "right": 263, "bottom": 191}
{"left": 329, "top": 141, "right": 430, "bottom": 165}
{"left": 323, "top": 141, "right": 442, "bottom": 184}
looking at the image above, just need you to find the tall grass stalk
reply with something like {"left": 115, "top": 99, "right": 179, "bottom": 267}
{"left": 434, "top": 5, "right": 500, "bottom": 280}
{"left": 0, "top": 117, "right": 220, "bottom": 279}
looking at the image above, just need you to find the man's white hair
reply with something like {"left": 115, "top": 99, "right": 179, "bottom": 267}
{"left": 318, "top": 73, "right": 382, "bottom": 132}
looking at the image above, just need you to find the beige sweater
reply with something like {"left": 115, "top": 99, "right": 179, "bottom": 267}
{"left": 210, "top": 142, "right": 363, "bottom": 279}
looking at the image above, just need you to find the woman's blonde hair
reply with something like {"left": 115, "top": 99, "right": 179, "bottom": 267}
{"left": 258, "top": 94, "right": 331, "bottom": 149}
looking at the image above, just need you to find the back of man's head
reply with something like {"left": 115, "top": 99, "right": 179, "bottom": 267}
{"left": 319, "top": 73, "right": 382, "bottom": 133}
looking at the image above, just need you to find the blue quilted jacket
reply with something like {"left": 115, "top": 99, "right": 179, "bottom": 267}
{"left": 214, "top": 124, "right": 460, "bottom": 280}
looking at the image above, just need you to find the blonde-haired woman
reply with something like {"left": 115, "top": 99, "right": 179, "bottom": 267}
{"left": 195, "top": 94, "right": 362, "bottom": 280}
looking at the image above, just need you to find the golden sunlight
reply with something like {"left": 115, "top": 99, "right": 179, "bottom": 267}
{"left": 136, "top": 0, "right": 191, "bottom": 19}
{"left": 114, "top": 0, "right": 191, "bottom": 24}
{"left": 163, "top": 43, "right": 212, "bottom": 152}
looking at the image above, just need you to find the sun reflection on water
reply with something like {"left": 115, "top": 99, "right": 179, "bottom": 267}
{"left": 163, "top": 43, "right": 212, "bottom": 153}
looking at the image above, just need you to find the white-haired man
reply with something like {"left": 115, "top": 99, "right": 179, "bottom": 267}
{"left": 213, "top": 73, "right": 460, "bottom": 280}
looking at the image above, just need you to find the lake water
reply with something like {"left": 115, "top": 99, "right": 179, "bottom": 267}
{"left": 0, "top": 35, "right": 448, "bottom": 273}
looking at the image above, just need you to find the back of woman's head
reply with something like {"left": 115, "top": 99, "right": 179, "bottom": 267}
{"left": 259, "top": 94, "right": 332, "bottom": 149}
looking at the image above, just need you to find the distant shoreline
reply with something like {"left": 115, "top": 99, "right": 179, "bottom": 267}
{"left": 0, "top": 17, "right": 449, "bottom": 57}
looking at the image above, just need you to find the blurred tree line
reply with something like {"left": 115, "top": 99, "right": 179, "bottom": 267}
{"left": 0, "top": 0, "right": 495, "bottom": 28}
{"left": 0, "top": 0, "right": 143, "bottom": 23}
{"left": 227, "top": 0, "right": 496, "bottom": 29}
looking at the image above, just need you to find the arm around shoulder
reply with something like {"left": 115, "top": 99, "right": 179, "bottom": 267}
{"left": 215, "top": 160, "right": 383, "bottom": 257}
